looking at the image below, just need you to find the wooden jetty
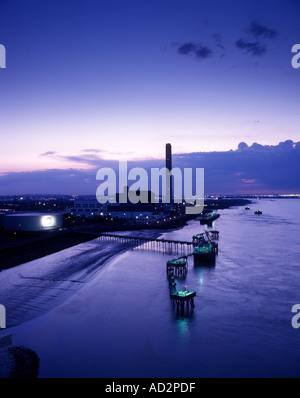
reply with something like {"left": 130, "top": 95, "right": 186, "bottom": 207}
{"left": 166, "top": 257, "right": 187, "bottom": 293}
{"left": 193, "top": 230, "right": 219, "bottom": 244}
{"left": 166, "top": 256, "right": 196, "bottom": 314}
{"left": 209, "top": 230, "right": 219, "bottom": 240}
{"left": 166, "top": 257, "right": 188, "bottom": 278}
{"left": 97, "top": 233, "right": 194, "bottom": 254}
{"left": 193, "top": 231, "right": 218, "bottom": 266}
{"left": 169, "top": 281, "right": 177, "bottom": 294}
{"left": 170, "top": 289, "right": 196, "bottom": 315}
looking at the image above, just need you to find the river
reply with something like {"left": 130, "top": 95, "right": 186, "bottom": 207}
{"left": 1, "top": 198, "right": 300, "bottom": 377}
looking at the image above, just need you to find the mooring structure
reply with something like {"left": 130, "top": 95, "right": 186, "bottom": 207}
{"left": 166, "top": 257, "right": 188, "bottom": 278}
{"left": 166, "top": 255, "right": 196, "bottom": 315}
{"left": 97, "top": 233, "right": 194, "bottom": 255}
{"left": 170, "top": 289, "right": 196, "bottom": 315}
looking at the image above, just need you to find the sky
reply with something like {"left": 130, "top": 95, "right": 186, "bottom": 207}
{"left": 0, "top": 0, "right": 299, "bottom": 194}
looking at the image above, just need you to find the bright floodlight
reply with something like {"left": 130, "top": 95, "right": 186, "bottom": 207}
{"left": 41, "top": 215, "right": 55, "bottom": 228}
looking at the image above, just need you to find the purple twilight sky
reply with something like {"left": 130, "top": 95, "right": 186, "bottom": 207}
{"left": 0, "top": 0, "right": 299, "bottom": 194}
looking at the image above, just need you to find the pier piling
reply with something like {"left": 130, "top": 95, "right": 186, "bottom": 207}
{"left": 96, "top": 233, "right": 194, "bottom": 254}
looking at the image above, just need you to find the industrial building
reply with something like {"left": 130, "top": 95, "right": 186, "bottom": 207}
{"left": 0, "top": 212, "right": 63, "bottom": 232}
{"left": 65, "top": 191, "right": 156, "bottom": 217}
{"left": 65, "top": 143, "right": 175, "bottom": 222}
{"left": 65, "top": 199, "right": 107, "bottom": 217}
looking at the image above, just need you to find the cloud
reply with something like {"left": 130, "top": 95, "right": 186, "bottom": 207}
{"left": 235, "top": 21, "right": 277, "bottom": 58}
{"left": 212, "top": 33, "right": 223, "bottom": 44}
{"left": 216, "top": 43, "right": 225, "bottom": 51}
{"left": 237, "top": 142, "right": 249, "bottom": 150}
{"left": 212, "top": 33, "right": 225, "bottom": 51}
{"left": 40, "top": 151, "right": 112, "bottom": 168}
{"left": 172, "top": 140, "right": 300, "bottom": 194}
{"left": 177, "top": 42, "right": 213, "bottom": 60}
{"left": 243, "top": 120, "right": 261, "bottom": 124}
{"left": 178, "top": 42, "right": 197, "bottom": 55}
{"left": 1, "top": 141, "right": 299, "bottom": 195}
{"left": 56, "top": 153, "right": 120, "bottom": 170}
{"left": 0, "top": 168, "right": 98, "bottom": 195}
{"left": 40, "top": 151, "right": 56, "bottom": 157}
{"left": 58, "top": 154, "right": 102, "bottom": 166}
{"left": 248, "top": 22, "right": 278, "bottom": 39}
{"left": 235, "top": 39, "right": 267, "bottom": 56}
{"left": 81, "top": 149, "right": 103, "bottom": 153}
{"left": 195, "top": 46, "right": 213, "bottom": 59}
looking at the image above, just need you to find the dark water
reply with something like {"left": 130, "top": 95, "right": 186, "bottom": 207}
{"left": 6, "top": 199, "right": 300, "bottom": 377}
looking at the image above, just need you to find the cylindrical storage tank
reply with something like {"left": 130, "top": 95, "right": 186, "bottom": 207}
{"left": 3, "top": 213, "right": 63, "bottom": 232}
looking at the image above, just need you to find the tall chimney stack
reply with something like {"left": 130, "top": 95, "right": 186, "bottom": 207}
{"left": 166, "top": 143, "right": 173, "bottom": 204}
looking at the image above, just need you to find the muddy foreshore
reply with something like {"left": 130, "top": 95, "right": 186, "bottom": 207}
{"left": 0, "top": 198, "right": 251, "bottom": 271}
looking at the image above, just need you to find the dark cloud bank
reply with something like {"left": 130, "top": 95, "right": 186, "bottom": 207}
{"left": 235, "top": 21, "right": 277, "bottom": 57}
{"left": 247, "top": 21, "right": 278, "bottom": 40}
{"left": 0, "top": 141, "right": 299, "bottom": 195}
{"left": 172, "top": 140, "right": 300, "bottom": 194}
{"left": 177, "top": 42, "right": 213, "bottom": 60}
{"left": 176, "top": 20, "right": 278, "bottom": 61}
{"left": 235, "top": 39, "right": 266, "bottom": 56}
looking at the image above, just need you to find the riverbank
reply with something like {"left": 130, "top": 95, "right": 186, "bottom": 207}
{"left": 3, "top": 198, "right": 300, "bottom": 378}
{"left": 0, "top": 225, "right": 181, "bottom": 271}
{"left": 0, "top": 227, "right": 162, "bottom": 330}
{"left": 0, "top": 231, "right": 99, "bottom": 271}
{"left": 0, "top": 198, "right": 252, "bottom": 271}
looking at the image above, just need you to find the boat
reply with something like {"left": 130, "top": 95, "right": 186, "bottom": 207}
{"left": 193, "top": 232, "right": 217, "bottom": 265}
{"left": 245, "top": 206, "right": 250, "bottom": 210}
{"left": 254, "top": 210, "right": 262, "bottom": 215}
{"left": 199, "top": 212, "right": 220, "bottom": 225}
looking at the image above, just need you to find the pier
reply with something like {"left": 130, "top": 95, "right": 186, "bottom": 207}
{"left": 209, "top": 230, "right": 219, "bottom": 240}
{"left": 193, "top": 231, "right": 218, "bottom": 265}
{"left": 86, "top": 230, "right": 219, "bottom": 315}
{"left": 75, "top": 230, "right": 218, "bottom": 256}
{"left": 166, "top": 257, "right": 188, "bottom": 278}
{"left": 166, "top": 255, "right": 196, "bottom": 315}
{"left": 170, "top": 289, "right": 196, "bottom": 315}
{"left": 97, "top": 233, "right": 194, "bottom": 254}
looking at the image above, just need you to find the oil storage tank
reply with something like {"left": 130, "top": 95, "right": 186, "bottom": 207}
{"left": 2, "top": 212, "right": 63, "bottom": 232}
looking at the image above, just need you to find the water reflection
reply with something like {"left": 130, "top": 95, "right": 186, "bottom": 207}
{"left": 174, "top": 315, "right": 193, "bottom": 338}
{"left": 176, "top": 317, "right": 189, "bottom": 335}
{"left": 193, "top": 266, "right": 214, "bottom": 287}
{"left": 8, "top": 199, "right": 300, "bottom": 378}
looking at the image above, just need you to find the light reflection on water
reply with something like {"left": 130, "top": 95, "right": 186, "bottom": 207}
{"left": 175, "top": 316, "right": 191, "bottom": 337}
{"left": 5, "top": 199, "right": 300, "bottom": 378}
